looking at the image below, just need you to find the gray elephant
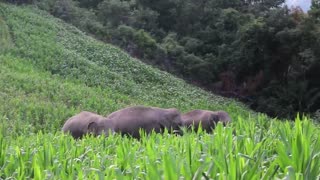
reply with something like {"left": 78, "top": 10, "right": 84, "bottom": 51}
{"left": 105, "top": 106, "right": 183, "bottom": 138}
{"left": 62, "top": 111, "right": 114, "bottom": 139}
{"left": 181, "top": 110, "right": 231, "bottom": 132}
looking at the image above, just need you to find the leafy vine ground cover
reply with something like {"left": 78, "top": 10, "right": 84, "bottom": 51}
{"left": 0, "top": 3, "right": 319, "bottom": 179}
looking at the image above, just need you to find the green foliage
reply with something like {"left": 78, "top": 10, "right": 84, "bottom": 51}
{"left": 114, "top": 26, "right": 157, "bottom": 59}
{"left": 97, "top": 0, "right": 132, "bottom": 27}
{"left": 76, "top": 0, "right": 103, "bottom": 8}
{"left": 133, "top": 29, "right": 157, "bottom": 52}
{"left": 254, "top": 81, "right": 320, "bottom": 118}
{"left": 33, "top": 0, "right": 107, "bottom": 39}
{"left": 0, "top": 16, "right": 13, "bottom": 52}
{"left": 1, "top": 115, "right": 320, "bottom": 178}
{"left": 51, "top": 0, "right": 78, "bottom": 21}
{"left": 0, "top": 3, "right": 320, "bottom": 178}
{"left": 310, "top": 0, "right": 320, "bottom": 21}
{"left": 1, "top": 0, "right": 34, "bottom": 4}
{"left": 3, "top": 0, "right": 314, "bottom": 118}
{"left": 130, "top": 7, "right": 159, "bottom": 33}
{"left": 0, "top": 2, "right": 244, "bottom": 135}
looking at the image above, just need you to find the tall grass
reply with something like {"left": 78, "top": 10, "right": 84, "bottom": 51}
{"left": 0, "top": 2, "right": 319, "bottom": 179}
{"left": 1, "top": 118, "right": 319, "bottom": 179}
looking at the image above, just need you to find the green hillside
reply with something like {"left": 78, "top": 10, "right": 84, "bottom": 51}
{"left": 0, "top": 3, "right": 249, "bottom": 135}
{"left": 0, "top": 3, "right": 320, "bottom": 179}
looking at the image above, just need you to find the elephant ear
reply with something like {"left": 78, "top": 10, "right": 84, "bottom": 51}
{"left": 88, "top": 121, "right": 99, "bottom": 134}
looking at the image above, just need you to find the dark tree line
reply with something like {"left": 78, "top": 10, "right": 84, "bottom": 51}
{"left": 3, "top": 0, "right": 320, "bottom": 119}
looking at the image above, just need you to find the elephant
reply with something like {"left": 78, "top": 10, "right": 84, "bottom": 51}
{"left": 105, "top": 106, "right": 183, "bottom": 138}
{"left": 62, "top": 111, "right": 114, "bottom": 139}
{"left": 181, "top": 110, "right": 231, "bottom": 132}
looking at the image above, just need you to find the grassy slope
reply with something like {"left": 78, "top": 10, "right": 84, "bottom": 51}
{"left": 0, "top": 3, "right": 250, "bottom": 135}
{"left": 0, "top": 3, "right": 319, "bottom": 179}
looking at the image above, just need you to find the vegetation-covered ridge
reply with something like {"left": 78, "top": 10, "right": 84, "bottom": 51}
{"left": 4, "top": 0, "right": 320, "bottom": 118}
{"left": 0, "top": 3, "right": 320, "bottom": 179}
{"left": 0, "top": 3, "right": 247, "bottom": 135}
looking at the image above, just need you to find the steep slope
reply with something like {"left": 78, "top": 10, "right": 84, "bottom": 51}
{"left": 0, "top": 3, "right": 250, "bottom": 135}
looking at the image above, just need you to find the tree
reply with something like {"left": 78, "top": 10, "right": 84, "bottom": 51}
{"left": 97, "top": 0, "right": 132, "bottom": 27}
{"left": 75, "top": 0, "right": 103, "bottom": 8}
